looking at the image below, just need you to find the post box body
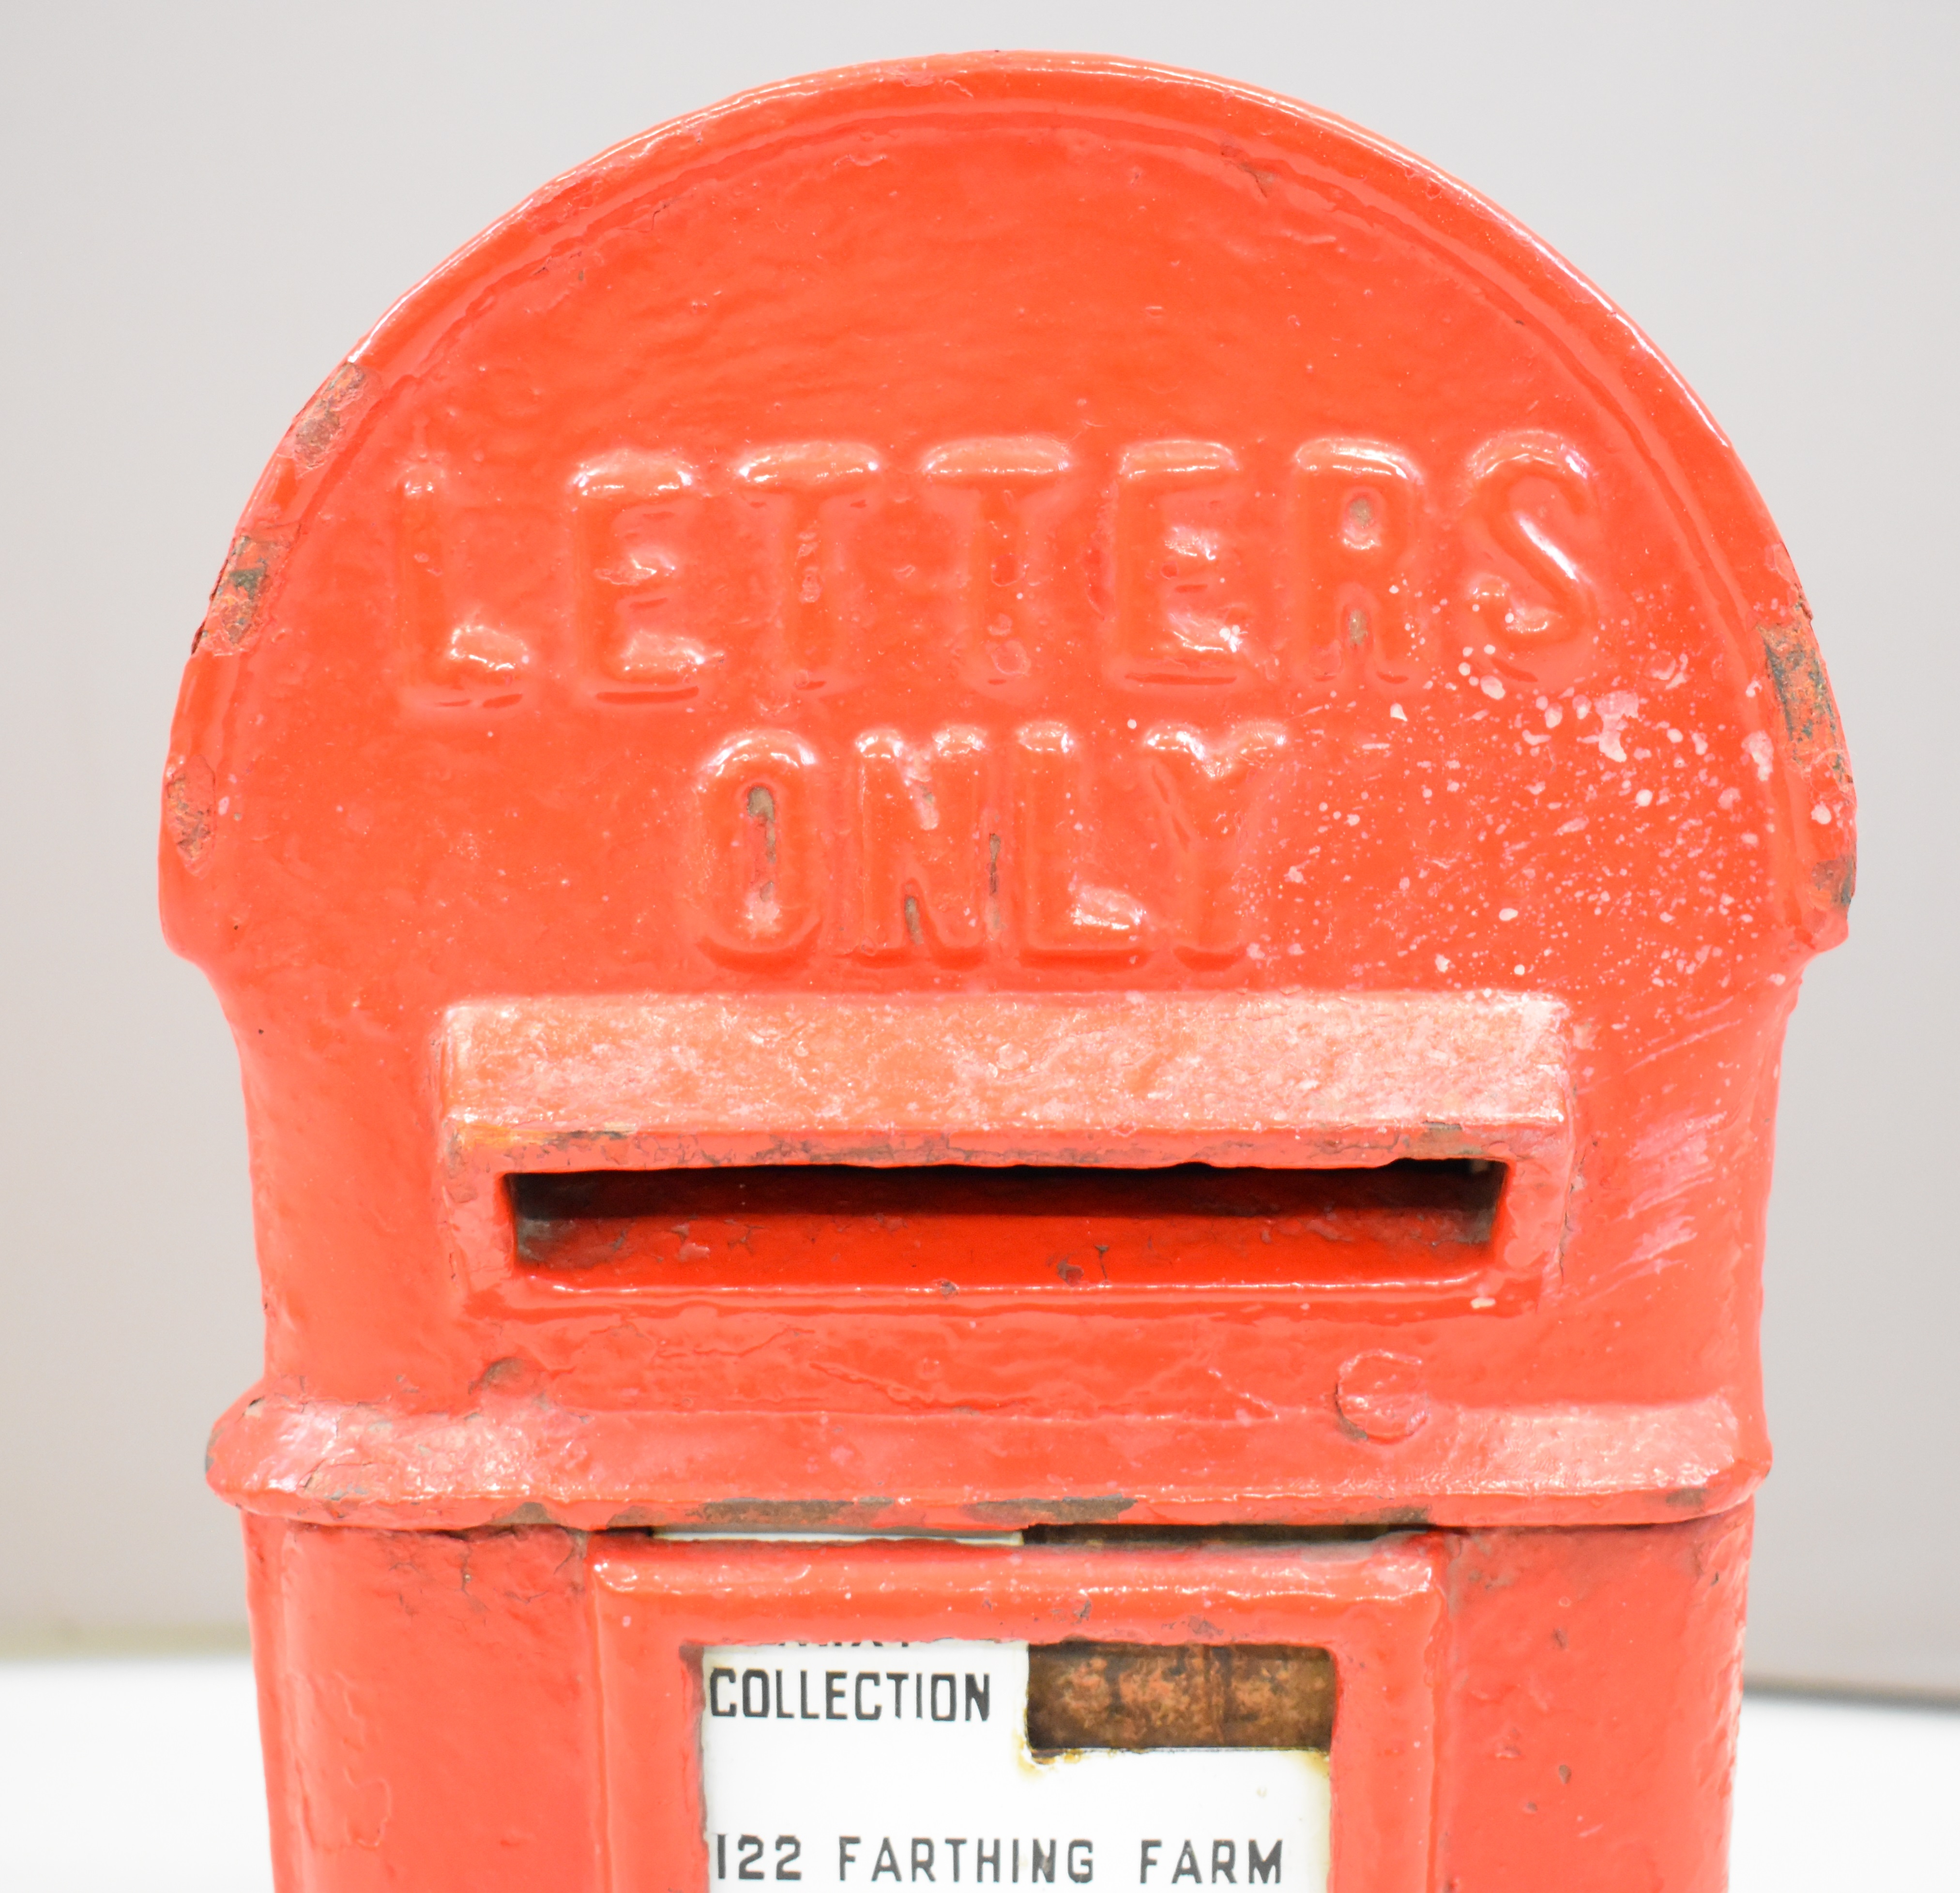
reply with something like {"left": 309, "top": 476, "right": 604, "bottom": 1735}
{"left": 162, "top": 55, "right": 1851, "bottom": 1893}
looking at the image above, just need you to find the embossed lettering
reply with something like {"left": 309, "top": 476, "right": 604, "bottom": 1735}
{"left": 1113, "top": 440, "right": 1246, "bottom": 685}
{"left": 410, "top": 429, "right": 1611, "bottom": 715}
{"left": 734, "top": 442, "right": 881, "bottom": 690}
{"left": 1463, "top": 432, "right": 1596, "bottom": 662}
{"left": 570, "top": 451, "right": 720, "bottom": 699}
{"left": 1011, "top": 723, "right": 1149, "bottom": 960}
{"left": 398, "top": 461, "right": 532, "bottom": 702}
{"left": 1291, "top": 439, "right": 1426, "bottom": 684}
{"left": 696, "top": 731, "right": 822, "bottom": 963}
{"left": 1142, "top": 723, "right": 1291, "bottom": 963}
{"left": 852, "top": 727, "right": 993, "bottom": 962}
{"left": 921, "top": 437, "right": 1071, "bottom": 688}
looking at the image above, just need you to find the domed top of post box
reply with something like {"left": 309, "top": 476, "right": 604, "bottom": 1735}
{"left": 166, "top": 55, "right": 1853, "bottom": 1533}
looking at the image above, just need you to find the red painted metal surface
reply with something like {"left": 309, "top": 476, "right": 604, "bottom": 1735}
{"left": 239, "top": 1517, "right": 1748, "bottom": 1891}
{"left": 164, "top": 52, "right": 1847, "bottom": 1892}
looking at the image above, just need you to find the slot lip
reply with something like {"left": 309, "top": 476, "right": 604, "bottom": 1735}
{"left": 440, "top": 990, "right": 1575, "bottom": 1315}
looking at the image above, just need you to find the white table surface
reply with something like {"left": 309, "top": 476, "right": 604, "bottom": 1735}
{"left": 0, "top": 1658, "right": 1953, "bottom": 1891}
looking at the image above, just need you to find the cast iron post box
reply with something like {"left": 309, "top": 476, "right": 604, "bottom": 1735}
{"left": 162, "top": 54, "right": 1853, "bottom": 1893}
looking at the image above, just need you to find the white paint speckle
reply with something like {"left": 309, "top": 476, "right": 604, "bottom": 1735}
{"left": 1498, "top": 907, "right": 1519, "bottom": 921}
{"left": 1743, "top": 731, "right": 1775, "bottom": 782}
{"left": 1580, "top": 691, "right": 1640, "bottom": 763}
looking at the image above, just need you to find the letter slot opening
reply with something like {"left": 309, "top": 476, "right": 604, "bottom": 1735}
{"left": 506, "top": 1159, "right": 1504, "bottom": 1294}
{"left": 1026, "top": 1643, "right": 1334, "bottom": 1753}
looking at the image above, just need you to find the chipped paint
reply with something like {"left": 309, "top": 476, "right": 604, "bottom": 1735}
{"left": 196, "top": 530, "right": 289, "bottom": 652}
{"left": 162, "top": 754, "right": 216, "bottom": 868}
{"left": 290, "top": 361, "right": 370, "bottom": 469}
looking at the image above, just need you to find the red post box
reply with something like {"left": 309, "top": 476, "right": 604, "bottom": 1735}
{"left": 162, "top": 54, "right": 1853, "bottom": 1893}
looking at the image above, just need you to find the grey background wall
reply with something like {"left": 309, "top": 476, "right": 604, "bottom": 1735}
{"left": 2, "top": 3, "right": 1952, "bottom": 1692}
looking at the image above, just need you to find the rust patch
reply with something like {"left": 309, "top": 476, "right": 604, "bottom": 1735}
{"left": 1663, "top": 1485, "right": 1710, "bottom": 1510}
{"left": 1810, "top": 850, "right": 1857, "bottom": 913}
{"left": 198, "top": 530, "right": 289, "bottom": 651}
{"left": 1760, "top": 616, "right": 1846, "bottom": 761}
{"left": 688, "top": 1498, "right": 858, "bottom": 1530}
{"left": 492, "top": 1500, "right": 554, "bottom": 1527}
{"left": 606, "top": 1505, "right": 661, "bottom": 1530}
{"left": 164, "top": 755, "right": 216, "bottom": 870}
{"left": 1758, "top": 613, "right": 1856, "bottom": 916}
{"left": 1027, "top": 1643, "right": 1334, "bottom": 1752}
{"left": 290, "top": 362, "right": 369, "bottom": 469}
